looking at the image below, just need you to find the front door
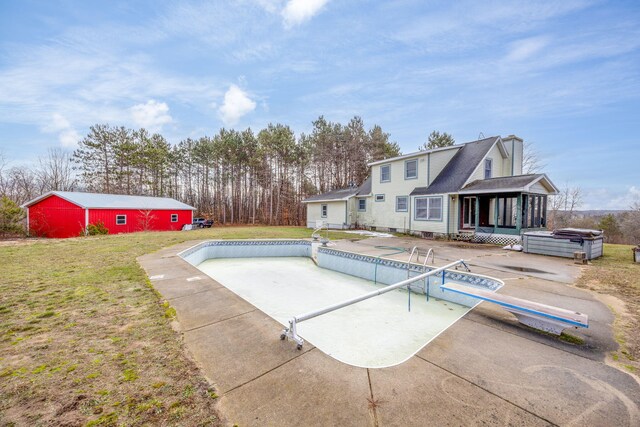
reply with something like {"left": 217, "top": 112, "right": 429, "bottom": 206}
{"left": 462, "top": 196, "right": 476, "bottom": 229}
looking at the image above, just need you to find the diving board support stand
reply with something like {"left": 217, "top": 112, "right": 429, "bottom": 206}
{"left": 440, "top": 282, "right": 589, "bottom": 335}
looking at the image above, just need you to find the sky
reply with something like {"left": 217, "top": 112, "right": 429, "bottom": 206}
{"left": 0, "top": 0, "right": 639, "bottom": 209}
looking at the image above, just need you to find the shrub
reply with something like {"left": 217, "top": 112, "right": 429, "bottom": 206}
{"left": 86, "top": 221, "right": 109, "bottom": 236}
{"left": 0, "top": 196, "right": 25, "bottom": 237}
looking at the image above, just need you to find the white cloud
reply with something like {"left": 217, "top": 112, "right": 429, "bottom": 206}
{"left": 130, "top": 100, "right": 172, "bottom": 131}
{"left": 282, "top": 0, "right": 329, "bottom": 28}
{"left": 218, "top": 85, "right": 256, "bottom": 125}
{"left": 505, "top": 36, "right": 550, "bottom": 62}
{"left": 42, "top": 113, "right": 81, "bottom": 147}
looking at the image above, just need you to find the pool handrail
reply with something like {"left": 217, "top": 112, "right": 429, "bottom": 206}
{"left": 281, "top": 259, "right": 466, "bottom": 349}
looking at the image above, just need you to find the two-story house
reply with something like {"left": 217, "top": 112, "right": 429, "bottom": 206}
{"left": 303, "top": 135, "right": 558, "bottom": 245}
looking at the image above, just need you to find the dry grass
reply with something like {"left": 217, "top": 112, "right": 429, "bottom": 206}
{"left": 578, "top": 244, "right": 640, "bottom": 373}
{"left": 0, "top": 226, "right": 355, "bottom": 426}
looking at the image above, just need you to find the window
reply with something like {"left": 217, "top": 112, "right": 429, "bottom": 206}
{"left": 380, "top": 164, "right": 391, "bottom": 182}
{"left": 405, "top": 159, "right": 417, "bottom": 179}
{"left": 321, "top": 204, "right": 327, "bottom": 218}
{"left": 496, "top": 197, "right": 517, "bottom": 227}
{"left": 396, "top": 196, "right": 408, "bottom": 212}
{"left": 375, "top": 194, "right": 385, "bottom": 202}
{"left": 484, "top": 159, "right": 493, "bottom": 179}
{"left": 414, "top": 196, "right": 442, "bottom": 221}
{"left": 171, "top": 214, "right": 178, "bottom": 222}
{"left": 523, "top": 195, "right": 547, "bottom": 228}
{"left": 116, "top": 215, "right": 126, "bottom": 225}
{"left": 358, "top": 199, "right": 366, "bottom": 212}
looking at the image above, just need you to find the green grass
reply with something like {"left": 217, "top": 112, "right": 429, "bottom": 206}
{"left": 0, "top": 226, "right": 356, "bottom": 426}
{"left": 579, "top": 243, "right": 640, "bottom": 373}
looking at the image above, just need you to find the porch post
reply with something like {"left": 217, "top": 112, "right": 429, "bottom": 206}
{"left": 516, "top": 194, "right": 523, "bottom": 234}
{"left": 474, "top": 197, "right": 480, "bottom": 231}
{"left": 493, "top": 196, "right": 499, "bottom": 230}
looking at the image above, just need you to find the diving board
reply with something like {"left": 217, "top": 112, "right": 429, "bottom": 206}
{"left": 440, "top": 282, "right": 589, "bottom": 335}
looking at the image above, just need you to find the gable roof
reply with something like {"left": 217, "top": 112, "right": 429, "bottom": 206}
{"left": 410, "top": 136, "right": 500, "bottom": 196}
{"left": 302, "top": 176, "right": 372, "bottom": 203}
{"left": 458, "top": 174, "right": 559, "bottom": 195}
{"left": 22, "top": 191, "right": 196, "bottom": 210}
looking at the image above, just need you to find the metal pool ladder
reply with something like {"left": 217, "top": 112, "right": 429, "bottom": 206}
{"left": 281, "top": 259, "right": 467, "bottom": 350}
{"left": 407, "top": 246, "right": 435, "bottom": 299}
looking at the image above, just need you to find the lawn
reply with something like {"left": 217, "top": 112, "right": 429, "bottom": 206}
{"left": 0, "top": 226, "right": 356, "bottom": 426}
{"left": 578, "top": 243, "right": 640, "bottom": 373}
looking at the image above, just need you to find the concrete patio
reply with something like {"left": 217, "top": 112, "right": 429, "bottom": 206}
{"left": 138, "top": 237, "right": 640, "bottom": 426}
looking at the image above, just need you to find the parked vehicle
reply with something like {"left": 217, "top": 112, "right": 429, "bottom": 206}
{"left": 192, "top": 217, "right": 214, "bottom": 228}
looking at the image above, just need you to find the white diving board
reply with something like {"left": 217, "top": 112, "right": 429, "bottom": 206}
{"left": 440, "top": 282, "right": 588, "bottom": 335}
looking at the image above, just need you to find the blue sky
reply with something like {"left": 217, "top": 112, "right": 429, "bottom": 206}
{"left": 0, "top": 0, "right": 639, "bottom": 209}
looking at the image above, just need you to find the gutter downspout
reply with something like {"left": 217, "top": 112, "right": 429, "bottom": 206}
{"left": 26, "top": 208, "right": 30, "bottom": 237}
{"left": 84, "top": 209, "right": 89, "bottom": 235}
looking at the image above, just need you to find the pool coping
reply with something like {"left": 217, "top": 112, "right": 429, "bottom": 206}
{"left": 137, "top": 238, "right": 640, "bottom": 427}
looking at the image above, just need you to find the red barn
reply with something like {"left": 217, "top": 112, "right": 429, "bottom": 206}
{"left": 22, "top": 191, "right": 196, "bottom": 238}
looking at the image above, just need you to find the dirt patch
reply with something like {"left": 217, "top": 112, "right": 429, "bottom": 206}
{"left": 576, "top": 244, "right": 640, "bottom": 377}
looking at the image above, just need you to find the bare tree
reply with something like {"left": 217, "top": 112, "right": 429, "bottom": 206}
{"left": 621, "top": 200, "right": 640, "bottom": 244}
{"left": 522, "top": 141, "right": 546, "bottom": 174}
{"left": 137, "top": 209, "right": 157, "bottom": 231}
{"left": 548, "top": 184, "right": 582, "bottom": 229}
{"left": 37, "top": 148, "right": 76, "bottom": 192}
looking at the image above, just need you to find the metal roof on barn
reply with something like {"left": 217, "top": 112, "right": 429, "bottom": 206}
{"left": 22, "top": 191, "right": 196, "bottom": 210}
{"left": 410, "top": 136, "right": 500, "bottom": 196}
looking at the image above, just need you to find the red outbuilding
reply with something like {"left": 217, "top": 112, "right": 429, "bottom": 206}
{"left": 22, "top": 191, "right": 196, "bottom": 238}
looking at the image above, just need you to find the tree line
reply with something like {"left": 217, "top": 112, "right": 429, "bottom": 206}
{"left": 1, "top": 116, "right": 400, "bottom": 226}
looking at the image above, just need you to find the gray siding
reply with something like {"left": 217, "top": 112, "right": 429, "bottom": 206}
{"left": 523, "top": 232, "right": 603, "bottom": 259}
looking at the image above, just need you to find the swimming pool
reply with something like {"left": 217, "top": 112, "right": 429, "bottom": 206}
{"left": 180, "top": 240, "right": 504, "bottom": 368}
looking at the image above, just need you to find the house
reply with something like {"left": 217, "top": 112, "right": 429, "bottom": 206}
{"left": 303, "top": 135, "right": 558, "bottom": 245}
{"left": 302, "top": 178, "right": 371, "bottom": 229}
{"left": 22, "top": 191, "right": 196, "bottom": 238}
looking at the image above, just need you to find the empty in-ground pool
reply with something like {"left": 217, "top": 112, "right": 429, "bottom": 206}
{"left": 180, "top": 240, "right": 503, "bottom": 368}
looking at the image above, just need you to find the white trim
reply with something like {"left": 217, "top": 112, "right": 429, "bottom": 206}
{"left": 171, "top": 213, "right": 179, "bottom": 222}
{"left": 368, "top": 145, "right": 459, "bottom": 167}
{"left": 116, "top": 214, "right": 127, "bottom": 225}
{"left": 458, "top": 174, "right": 559, "bottom": 195}
{"left": 85, "top": 209, "right": 89, "bottom": 233}
{"left": 26, "top": 208, "right": 29, "bottom": 236}
{"left": 302, "top": 195, "right": 354, "bottom": 203}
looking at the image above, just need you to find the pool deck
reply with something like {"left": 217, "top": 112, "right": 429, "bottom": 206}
{"left": 138, "top": 237, "right": 640, "bottom": 426}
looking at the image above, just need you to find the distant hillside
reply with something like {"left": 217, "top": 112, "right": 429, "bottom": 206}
{"left": 568, "top": 210, "right": 630, "bottom": 218}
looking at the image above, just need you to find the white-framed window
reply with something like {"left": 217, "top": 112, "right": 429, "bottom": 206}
{"left": 414, "top": 196, "right": 443, "bottom": 221}
{"left": 396, "top": 196, "right": 408, "bottom": 212}
{"left": 321, "top": 204, "right": 327, "bottom": 218}
{"left": 405, "top": 159, "right": 417, "bottom": 180}
{"left": 484, "top": 158, "right": 493, "bottom": 179}
{"left": 170, "top": 214, "right": 178, "bottom": 222}
{"left": 116, "top": 214, "right": 127, "bottom": 225}
{"left": 358, "top": 198, "right": 366, "bottom": 212}
{"left": 375, "top": 194, "right": 385, "bottom": 202}
{"left": 380, "top": 164, "right": 391, "bottom": 182}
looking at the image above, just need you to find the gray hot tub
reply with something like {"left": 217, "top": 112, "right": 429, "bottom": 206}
{"left": 523, "top": 228, "right": 604, "bottom": 259}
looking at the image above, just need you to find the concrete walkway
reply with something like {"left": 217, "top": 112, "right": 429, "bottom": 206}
{"left": 138, "top": 238, "right": 640, "bottom": 426}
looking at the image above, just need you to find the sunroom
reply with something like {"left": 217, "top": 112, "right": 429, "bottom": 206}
{"left": 457, "top": 174, "right": 559, "bottom": 236}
